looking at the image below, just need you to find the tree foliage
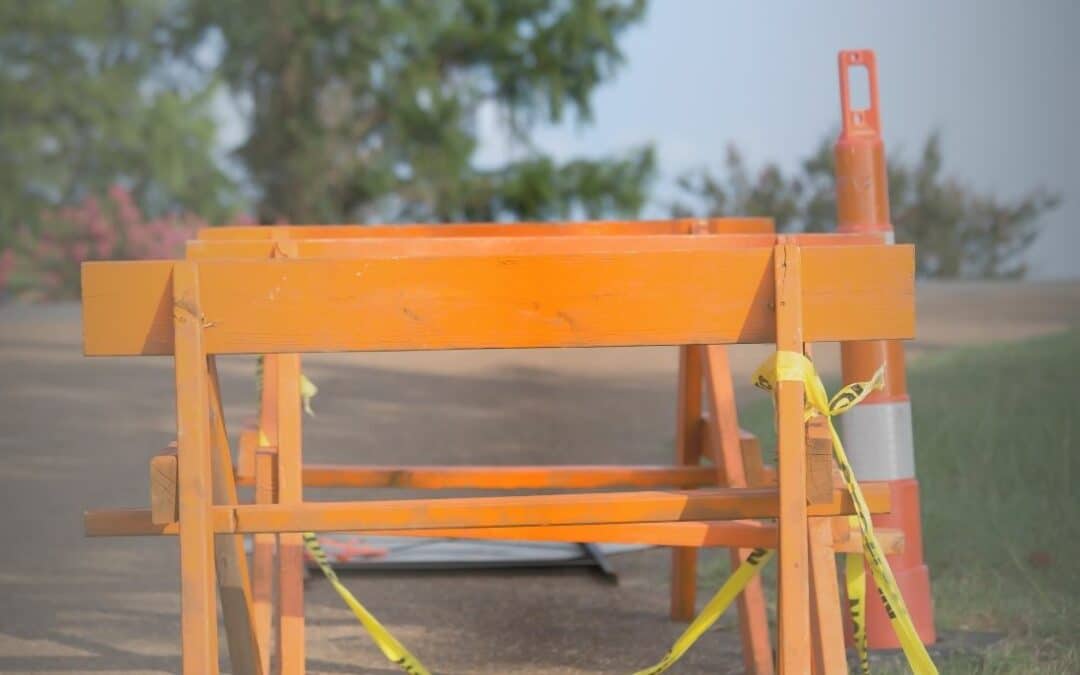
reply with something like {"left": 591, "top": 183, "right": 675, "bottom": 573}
{"left": 0, "top": 0, "right": 238, "bottom": 247}
{"left": 673, "top": 134, "right": 1059, "bottom": 278}
{"left": 175, "top": 0, "right": 654, "bottom": 224}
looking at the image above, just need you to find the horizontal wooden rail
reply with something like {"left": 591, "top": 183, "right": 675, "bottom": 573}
{"left": 82, "top": 244, "right": 914, "bottom": 356}
{"left": 186, "top": 233, "right": 886, "bottom": 261}
{"left": 197, "top": 218, "right": 774, "bottom": 241}
{"left": 85, "top": 483, "right": 889, "bottom": 536}
{"left": 237, "top": 464, "right": 720, "bottom": 490}
{"left": 83, "top": 507, "right": 903, "bottom": 554}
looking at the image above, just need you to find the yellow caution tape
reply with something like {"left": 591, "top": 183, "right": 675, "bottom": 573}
{"left": 300, "top": 374, "right": 318, "bottom": 416}
{"left": 751, "top": 351, "right": 938, "bottom": 675}
{"left": 302, "top": 532, "right": 431, "bottom": 675}
{"left": 253, "top": 355, "right": 318, "bottom": 418}
{"left": 846, "top": 530, "right": 869, "bottom": 675}
{"left": 634, "top": 548, "right": 774, "bottom": 675}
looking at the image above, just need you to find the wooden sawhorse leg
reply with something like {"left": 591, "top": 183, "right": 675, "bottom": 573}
{"left": 704, "top": 345, "right": 775, "bottom": 675}
{"left": 208, "top": 357, "right": 264, "bottom": 675}
{"left": 173, "top": 263, "right": 220, "bottom": 674}
{"left": 774, "top": 241, "right": 811, "bottom": 673}
{"left": 670, "top": 345, "right": 704, "bottom": 620}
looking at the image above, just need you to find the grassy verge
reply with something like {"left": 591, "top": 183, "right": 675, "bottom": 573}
{"left": 707, "top": 330, "right": 1080, "bottom": 673}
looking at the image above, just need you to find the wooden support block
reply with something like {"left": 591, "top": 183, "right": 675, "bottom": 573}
{"left": 739, "top": 431, "right": 770, "bottom": 487}
{"left": 236, "top": 427, "right": 259, "bottom": 483}
{"left": 150, "top": 449, "right": 178, "bottom": 526}
{"left": 806, "top": 417, "right": 835, "bottom": 505}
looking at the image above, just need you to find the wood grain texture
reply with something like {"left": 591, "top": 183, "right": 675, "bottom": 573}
{"left": 149, "top": 451, "right": 178, "bottom": 525}
{"left": 704, "top": 345, "right": 775, "bottom": 675}
{"left": 83, "top": 483, "right": 892, "bottom": 537}
{"left": 671, "top": 344, "right": 706, "bottom": 621}
{"left": 172, "top": 263, "right": 220, "bottom": 675}
{"left": 185, "top": 232, "right": 885, "bottom": 261}
{"left": 82, "top": 245, "right": 914, "bottom": 356}
{"left": 196, "top": 218, "right": 775, "bottom": 240}
{"left": 260, "top": 464, "right": 719, "bottom": 490}
{"left": 207, "top": 358, "right": 262, "bottom": 675}
{"left": 274, "top": 354, "right": 304, "bottom": 675}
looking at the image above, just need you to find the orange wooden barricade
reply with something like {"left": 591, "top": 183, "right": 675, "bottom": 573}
{"left": 82, "top": 230, "right": 914, "bottom": 674}
{"left": 186, "top": 223, "right": 895, "bottom": 674}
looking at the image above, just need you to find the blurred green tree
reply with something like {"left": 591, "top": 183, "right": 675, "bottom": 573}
{"left": 0, "top": 0, "right": 239, "bottom": 247}
{"left": 672, "top": 134, "right": 1059, "bottom": 279}
{"left": 175, "top": 0, "right": 654, "bottom": 224}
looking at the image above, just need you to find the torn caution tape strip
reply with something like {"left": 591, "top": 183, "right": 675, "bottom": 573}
{"left": 302, "top": 532, "right": 431, "bottom": 675}
{"left": 634, "top": 548, "right": 774, "bottom": 675}
{"left": 752, "top": 351, "right": 938, "bottom": 675}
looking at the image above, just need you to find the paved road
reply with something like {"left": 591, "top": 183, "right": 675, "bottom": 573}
{"left": 1, "top": 281, "right": 1077, "bottom": 674}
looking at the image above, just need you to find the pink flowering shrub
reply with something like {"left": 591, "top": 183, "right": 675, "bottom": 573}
{"left": 2, "top": 185, "right": 210, "bottom": 300}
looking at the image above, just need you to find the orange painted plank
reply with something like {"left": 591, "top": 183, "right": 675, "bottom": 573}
{"left": 171, "top": 263, "right": 220, "bottom": 675}
{"left": 808, "top": 518, "right": 848, "bottom": 675}
{"left": 85, "top": 481, "right": 889, "bottom": 534}
{"left": 775, "top": 242, "right": 812, "bottom": 673}
{"left": 207, "top": 358, "right": 262, "bottom": 675}
{"left": 274, "top": 354, "right": 304, "bottom": 674}
{"left": 185, "top": 232, "right": 886, "bottom": 261}
{"left": 187, "top": 234, "right": 774, "bottom": 260}
{"left": 197, "top": 218, "right": 774, "bottom": 240}
{"left": 705, "top": 345, "right": 775, "bottom": 675}
{"left": 671, "top": 344, "right": 706, "bottom": 621}
{"left": 236, "top": 464, "right": 719, "bottom": 490}
{"left": 228, "top": 484, "right": 889, "bottom": 534}
{"left": 82, "top": 245, "right": 914, "bottom": 356}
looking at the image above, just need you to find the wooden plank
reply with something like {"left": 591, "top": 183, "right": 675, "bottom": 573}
{"left": 196, "top": 218, "right": 775, "bottom": 240}
{"left": 207, "top": 358, "right": 262, "bottom": 675}
{"left": 186, "top": 232, "right": 887, "bottom": 262}
{"left": 704, "top": 345, "right": 775, "bottom": 675}
{"left": 252, "top": 355, "right": 278, "bottom": 675}
{"left": 83, "top": 508, "right": 906, "bottom": 556}
{"left": 671, "top": 345, "right": 706, "bottom": 621}
{"left": 172, "top": 263, "right": 220, "bottom": 675}
{"left": 236, "top": 464, "right": 719, "bottom": 490}
{"left": 251, "top": 450, "right": 275, "bottom": 675}
{"left": 83, "top": 483, "right": 891, "bottom": 537}
{"left": 188, "top": 233, "right": 777, "bottom": 260}
{"left": 82, "top": 245, "right": 914, "bottom": 356}
{"left": 149, "top": 450, "right": 178, "bottom": 525}
{"left": 739, "top": 431, "right": 770, "bottom": 487}
{"left": 808, "top": 519, "right": 848, "bottom": 675}
{"left": 806, "top": 417, "right": 835, "bottom": 505}
{"left": 775, "top": 242, "right": 812, "bottom": 673}
{"left": 275, "top": 353, "right": 305, "bottom": 674}
{"left": 228, "top": 484, "right": 890, "bottom": 534}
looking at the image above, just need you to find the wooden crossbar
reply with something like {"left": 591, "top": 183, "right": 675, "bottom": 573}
{"left": 185, "top": 232, "right": 884, "bottom": 260}
{"left": 196, "top": 217, "right": 774, "bottom": 240}
{"left": 83, "top": 510, "right": 904, "bottom": 555}
{"left": 85, "top": 481, "right": 889, "bottom": 535}
{"left": 241, "top": 464, "right": 720, "bottom": 490}
{"left": 83, "top": 244, "right": 914, "bottom": 356}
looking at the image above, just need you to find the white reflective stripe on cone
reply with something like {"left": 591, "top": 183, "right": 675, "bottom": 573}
{"left": 837, "top": 400, "right": 915, "bottom": 481}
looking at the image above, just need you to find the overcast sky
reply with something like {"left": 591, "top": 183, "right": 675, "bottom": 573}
{"left": 477, "top": 0, "right": 1078, "bottom": 279}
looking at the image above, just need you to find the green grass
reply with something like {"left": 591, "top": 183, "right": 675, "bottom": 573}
{"left": 708, "top": 330, "right": 1080, "bottom": 673}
